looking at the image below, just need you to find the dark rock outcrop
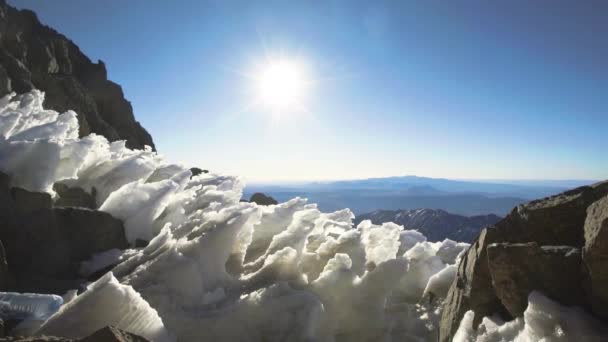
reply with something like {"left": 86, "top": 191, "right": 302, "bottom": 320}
{"left": 78, "top": 326, "right": 150, "bottom": 342}
{"left": 0, "top": 240, "right": 12, "bottom": 290}
{"left": 0, "top": 0, "right": 154, "bottom": 150}
{"left": 355, "top": 208, "right": 501, "bottom": 242}
{"left": 583, "top": 195, "right": 608, "bottom": 320}
{"left": 189, "top": 167, "right": 208, "bottom": 178}
{"left": 0, "top": 172, "right": 128, "bottom": 294}
{"left": 487, "top": 242, "right": 583, "bottom": 317}
{"left": 439, "top": 180, "right": 608, "bottom": 342}
{"left": 249, "top": 192, "right": 278, "bottom": 206}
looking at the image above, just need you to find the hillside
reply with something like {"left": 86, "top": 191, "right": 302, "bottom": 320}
{"left": 355, "top": 208, "right": 501, "bottom": 242}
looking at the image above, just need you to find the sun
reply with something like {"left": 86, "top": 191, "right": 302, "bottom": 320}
{"left": 254, "top": 58, "right": 309, "bottom": 112}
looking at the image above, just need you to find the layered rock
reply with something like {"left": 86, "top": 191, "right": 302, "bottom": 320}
{"left": 439, "top": 180, "right": 608, "bottom": 342}
{"left": 582, "top": 194, "right": 608, "bottom": 320}
{"left": 0, "top": 0, "right": 154, "bottom": 150}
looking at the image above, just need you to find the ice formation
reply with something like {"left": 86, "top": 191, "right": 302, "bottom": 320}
{"left": 37, "top": 273, "right": 173, "bottom": 342}
{"left": 1, "top": 90, "right": 602, "bottom": 341}
{"left": 453, "top": 291, "right": 607, "bottom": 341}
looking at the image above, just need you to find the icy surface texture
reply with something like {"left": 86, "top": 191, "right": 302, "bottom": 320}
{"left": 0, "top": 292, "right": 63, "bottom": 320}
{"left": 453, "top": 291, "right": 608, "bottom": 342}
{"left": 37, "top": 273, "right": 173, "bottom": 342}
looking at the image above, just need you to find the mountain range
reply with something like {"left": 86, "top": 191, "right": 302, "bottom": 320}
{"left": 245, "top": 176, "right": 597, "bottom": 216}
{"left": 355, "top": 208, "right": 502, "bottom": 242}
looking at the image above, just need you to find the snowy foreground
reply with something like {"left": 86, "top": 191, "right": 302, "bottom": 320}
{"left": 0, "top": 90, "right": 603, "bottom": 341}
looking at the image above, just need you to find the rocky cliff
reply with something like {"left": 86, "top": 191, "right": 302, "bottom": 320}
{"left": 0, "top": 0, "right": 154, "bottom": 150}
{"left": 439, "top": 181, "right": 608, "bottom": 341}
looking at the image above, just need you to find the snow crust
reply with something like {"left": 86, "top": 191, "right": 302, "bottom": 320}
{"left": 2, "top": 90, "right": 604, "bottom": 341}
{"left": 37, "top": 273, "right": 173, "bottom": 342}
{"left": 453, "top": 291, "right": 607, "bottom": 342}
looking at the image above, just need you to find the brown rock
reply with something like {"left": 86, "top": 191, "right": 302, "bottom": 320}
{"left": 582, "top": 195, "right": 608, "bottom": 320}
{"left": 439, "top": 180, "right": 608, "bottom": 342}
{"left": 487, "top": 242, "right": 584, "bottom": 317}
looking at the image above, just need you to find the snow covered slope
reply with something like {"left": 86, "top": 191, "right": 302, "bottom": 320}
{"left": 0, "top": 90, "right": 604, "bottom": 341}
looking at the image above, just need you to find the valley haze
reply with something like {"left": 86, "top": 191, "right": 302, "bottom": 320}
{"left": 244, "top": 175, "right": 597, "bottom": 216}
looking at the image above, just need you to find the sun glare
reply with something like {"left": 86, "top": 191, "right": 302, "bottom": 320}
{"left": 255, "top": 59, "right": 308, "bottom": 111}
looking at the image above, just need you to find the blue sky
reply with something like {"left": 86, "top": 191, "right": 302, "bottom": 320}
{"left": 11, "top": 0, "right": 608, "bottom": 181}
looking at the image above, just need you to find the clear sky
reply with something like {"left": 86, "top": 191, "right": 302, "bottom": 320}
{"left": 11, "top": 0, "right": 608, "bottom": 182}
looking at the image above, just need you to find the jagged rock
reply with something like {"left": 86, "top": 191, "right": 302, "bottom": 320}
{"left": 53, "top": 184, "right": 96, "bottom": 209}
{"left": 78, "top": 326, "right": 150, "bottom": 342}
{"left": 583, "top": 195, "right": 608, "bottom": 320}
{"left": 487, "top": 242, "right": 584, "bottom": 317}
{"left": 0, "top": 0, "right": 154, "bottom": 150}
{"left": 0, "top": 172, "right": 128, "bottom": 294}
{"left": 249, "top": 192, "right": 278, "bottom": 205}
{"left": 439, "top": 180, "right": 608, "bottom": 342}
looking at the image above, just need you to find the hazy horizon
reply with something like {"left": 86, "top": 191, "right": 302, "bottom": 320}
{"left": 11, "top": 0, "right": 608, "bottom": 181}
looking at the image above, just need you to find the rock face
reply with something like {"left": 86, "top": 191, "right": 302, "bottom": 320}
{"left": 0, "top": 0, "right": 154, "bottom": 150}
{"left": 355, "top": 208, "right": 501, "bottom": 242}
{"left": 583, "top": 194, "right": 608, "bottom": 320}
{"left": 439, "top": 180, "right": 608, "bottom": 342}
{"left": 249, "top": 192, "right": 278, "bottom": 205}
{"left": 487, "top": 242, "right": 583, "bottom": 317}
{"left": 0, "top": 172, "right": 128, "bottom": 294}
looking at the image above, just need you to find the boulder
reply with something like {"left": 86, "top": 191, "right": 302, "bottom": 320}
{"left": 487, "top": 242, "right": 584, "bottom": 317}
{"left": 249, "top": 192, "right": 278, "bottom": 206}
{"left": 0, "top": 172, "right": 128, "bottom": 294}
{"left": 439, "top": 180, "right": 608, "bottom": 342}
{"left": 582, "top": 195, "right": 608, "bottom": 319}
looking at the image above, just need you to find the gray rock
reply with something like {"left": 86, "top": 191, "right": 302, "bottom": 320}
{"left": 487, "top": 242, "right": 584, "bottom": 317}
{"left": 0, "top": 1, "right": 154, "bottom": 150}
{"left": 582, "top": 195, "right": 608, "bottom": 320}
{"left": 439, "top": 180, "right": 608, "bottom": 342}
